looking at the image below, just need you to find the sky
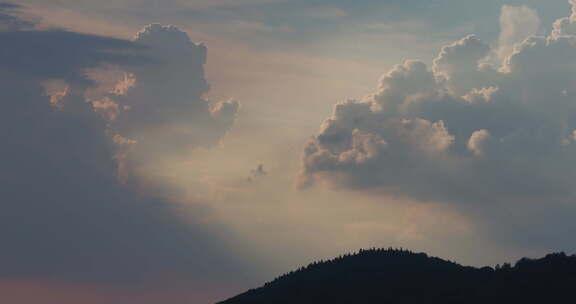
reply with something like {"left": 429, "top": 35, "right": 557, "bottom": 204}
{"left": 2, "top": 0, "right": 576, "bottom": 303}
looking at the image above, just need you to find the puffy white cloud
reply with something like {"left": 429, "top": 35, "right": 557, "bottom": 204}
{"left": 297, "top": 3, "right": 576, "bottom": 255}
{"left": 299, "top": 3, "right": 576, "bottom": 206}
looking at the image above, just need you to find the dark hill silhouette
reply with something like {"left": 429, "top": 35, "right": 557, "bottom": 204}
{"left": 218, "top": 248, "right": 576, "bottom": 304}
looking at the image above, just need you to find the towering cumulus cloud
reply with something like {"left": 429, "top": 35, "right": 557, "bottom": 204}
{"left": 95, "top": 24, "right": 239, "bottom": 175}
{"left": 299, "top": 2, "right": 576, "bottom": 207}
{"left": 0, "top": 3, "right": 247, "bottom": 294}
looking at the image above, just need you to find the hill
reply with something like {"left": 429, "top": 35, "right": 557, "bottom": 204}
{"left": 218, "top": 248, "right": 576, "bottom": 303}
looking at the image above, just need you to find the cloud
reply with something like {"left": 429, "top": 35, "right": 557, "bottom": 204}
{"left": 0, "top": 3, "right": 146, "bottom": 87}
{"left": 0, "top": 2, "right": 34, "bottom": 30}
{"left": 90, "top": 24, "right": 240, "bottom": 177}
{"left": 432, "top": 35, "right": 493, "bottom": 95}
{"left": 551, "top": 0, "right": 576, "bottom": 38}
{"left": 0, "top": 5, "right": 249, "bottom": 288}
{"left": 296, "top": 2, "right": 576, "bottom": 256}
{"left": 0, "top": 30, "right": 147, "bottom": 85}
{"left": 299, "top": 2, "right": 576, "bottom": 207}
{"left": 498, "top": 5, "right": 541, "bottom": 60}
{"left": 247, "top": 164, "right": 267, "bottom": 183}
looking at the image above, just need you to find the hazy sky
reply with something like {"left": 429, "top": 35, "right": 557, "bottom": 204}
{"left": 3, "top": 0, "right": 576, "bottom": 303}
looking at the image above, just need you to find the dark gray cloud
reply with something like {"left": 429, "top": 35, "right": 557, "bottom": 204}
{"left": 299, "top": 3, "right": 576, "bottom": 206}
{"left": 0, "top": 5, "right": 251, "bottom": 287}
{"left": 0, "top": 30, "right": 146, "bottom": 85}
{"left": 0, "top": 2, "right": 34, "bottom": 31}
{"left": 0, "top": 3, "right": 146, "bottom": 85}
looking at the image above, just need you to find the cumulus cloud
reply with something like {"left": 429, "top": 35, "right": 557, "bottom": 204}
{"left": 89, "top": 24, "right": 240, "bottom": 178}
{"left": 466, "top": 129, "right": 493, "bottom": 157}
{"left": 0, "top": 4, "right": 249, "bottom": 286}
{"left": 299, "top": 2, "right": 576, "bottom": 206}
{"left": 126, "top": 23, "right": 238, "bottom": 133}
{"left": 551, "top": 0, "right": 576, "bottom": 38}
{"left": 498, "top": 5, "right": 541, "bottom": 60}
{"left": 432, "top": 35, "right": 494, "bottom": 95}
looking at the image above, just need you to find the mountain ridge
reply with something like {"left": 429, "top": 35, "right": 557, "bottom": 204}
{"left": 219, "top": 248, "right": 576, "bottom": 303}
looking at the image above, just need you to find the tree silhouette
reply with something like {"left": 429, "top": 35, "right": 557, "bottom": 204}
{"left": 219, "top": 248, "right": 576, "bottom": 304}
